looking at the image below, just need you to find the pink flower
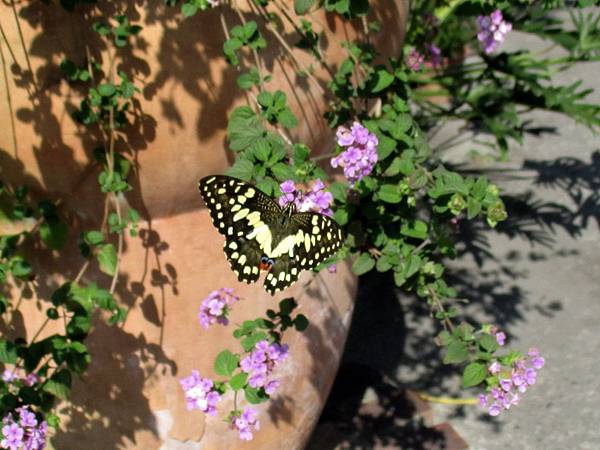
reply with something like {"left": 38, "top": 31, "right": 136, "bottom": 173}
{"left": 198, "top": 288, "right": 239, "bottom": 329}
{"left": 406, "top": 48, "right": 424, "bottom": 71}
{"left": 232, "top": 407, "right": 260, "bottom": 441}
{"left": 331, "top": 122, "right": 378, "bottom": 187}
{"left": 477, "top": 9, "right": 512, "bottom": 54}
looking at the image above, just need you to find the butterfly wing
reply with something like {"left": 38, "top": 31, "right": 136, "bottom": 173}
{"left": 262, "top": 212, "right": 344, "bottom": 294}
{"left": 288, "top": 212, "right": 344, "bottom": 271}
{"left": 199, "top": 175, "right": 281, "bottom": 285}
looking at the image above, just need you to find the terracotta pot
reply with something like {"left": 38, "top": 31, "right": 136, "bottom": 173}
{"left": 0, "top": 1, "right": 406, "bottom": 448}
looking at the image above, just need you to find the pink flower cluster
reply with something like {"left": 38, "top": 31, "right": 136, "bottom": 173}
{"left": 331, "top": 122, "right": 378, "bottom": 187}
{"left": 405, "top": 48, "right": 424, "bottom": 71}
{"left": 240, "top": 340, "right": 289, "bottom": 395}
{"left": 198, "top": 288, "right": 239, "bottom": 329}
{"left": 1, "top": 406, "right": 47, "bottom": 450}
{"left": 179, "top": 370, "right": 221, "bottom": 415}
{"left": 477, "top": 10, "right": 512, "bottom": 54}
{"left": 479, "top": 347, "right": 545, "bottom": 416}
{"left": 231, "top": 407, "right": 260, "bottom": 441}
{"left": 278, "top": 179, "right": 334, "bottom": 217}
{"left": 490, "top": 325, "right": 506, "bottom": 346}
{"left": 2, "top": 369, "right": 39, "bottom": 387}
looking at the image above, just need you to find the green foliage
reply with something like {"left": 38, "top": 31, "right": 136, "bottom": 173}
{"left": 223, "top": 21, "right": 267, "bottom": 65}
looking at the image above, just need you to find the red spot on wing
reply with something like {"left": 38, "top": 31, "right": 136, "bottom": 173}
{"left": 259, "top": 261, "right": 273, "bottom": 271}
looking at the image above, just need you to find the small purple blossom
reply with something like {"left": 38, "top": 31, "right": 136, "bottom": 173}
{"left": 495, "top": 331, "right": 506, "bottom": 346}
{"left": 23, "top": 373, "right": 39, "bottom": 388}
{"left": 198, "top": 288, "right": 239, "bottom": 329}
{"left": 179, "top": 370, "right": 221, "bottom": 415}
{"left": 232, "top": 407, "right": 260, "bottom": 441}
{"left": 479, "top": 347, "right": 545, "bottom": 417}
{"left": 477, "top": 9, "right": 512, "bottom": 54}
{"left": 1, "top": 370, "right": 18, "bottom": 384}
{"left": 1, "top": 407, "right": 47, "bottom": 450}
{"left": 488, "top": 360, "right": 501, "bottom": 375}
{"left": 426, "top": 44, "right": 442, "bottom": 68}
{"left": 1, "top": 422, "right": 24, "bottom": 450}
{"left": 278, "top": 179, "right": 334, "bottom": 217}
{"left": 240, "top": 340, "right": 289, "bottom": 396}
{"left": 331, "top": 122, "right": 378, "bottom": 187}
{"left": 405, "top": 48, "right": 424, "bottom": 71}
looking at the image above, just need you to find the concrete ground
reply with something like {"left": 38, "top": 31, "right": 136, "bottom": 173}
{"left": 309, "top": 10, "right": 600, "bottom": 450}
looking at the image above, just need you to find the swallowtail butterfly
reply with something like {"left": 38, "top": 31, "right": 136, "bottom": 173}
{"left": 199, "top": 175, "right": 344, "bottom": 294}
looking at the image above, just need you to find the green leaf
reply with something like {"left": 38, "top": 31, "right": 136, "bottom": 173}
{"left": 479, "top": 334, "right": 499, "bottom": 353}
{"left": 97, "top": 243, "right": 117, "bottom": 276}
{"left": 42, "top": 369, "right": 72, "bottom": 400}
{"left": 0, "top": 340, "right": 18, "bottom": 364}
{"left": 376, "top": 254, "right": 392, "bottom": 272}
{"left": 226, "top": 158, "right": 254, "bottom": 181}
{"left": 241, "top": 331, "right": 268, "bottom": 352}
{"left": 252, "top": 139, "right": 271, "bottom": 162}
{"left": 229, "top": 372, "right": 248, "bottom": 391}
{"left": 237, "top": 70, "right": 260, "bottom": 90}
{"left": 463, "top": 362, "right": 487, "bottom": 387}
{"left": 371, "top": 69, "right": 394, "bottom": 93}
{"left": 294, "top": 0, "right": 315, "bottom": 14}
{"left": 97, "top": 83, "right": 116, "bottom": 97}
{"left": 66, "top": 314, "right": 91, "bottom": 338}
{"left": 10, "top": 258, "right": 32, "bottom": 280}
{"left": 277, "top": 109, "right": 298, "bottom": 128}
{"left": 400, "top": 220, "right": 428, "bottom": 239}
{"left": 376, "top": 135, "right": 396, "bottom": 161}
{"left": 181, "top": 3, "right": 198, "bottom": 17}
{"left": 467, "top": 197, "right": 482, "bottom": 220}
{"left": 270, "top": 163, "right": 295, "bottom": 181}
{"left": 443, "top": 340, "right": 469, "bottom": 364}
{"left": 214, "top": 350, "right": 239, "bottom": 377}
{"left": 352, "top": 252, "right": 375, "bottom": 275}
{"left": 333, "top": 208, "right": 349, "bottom": 226}
{"left": 244, "top": 386, "right": 269, "bottom": 404}
{"left": 39, "top": 221, "right": 68, "bottom": 250}
{"left": 293, "top": 144, "right": 309, "bottom": 164}
{"left": 471, "top": 177, "right": 489, "bottom": 200}
{"left": 84, "top": 230, "right": 105, "bottom": 246}
{"left": 378, "top": 184, "right": 402, "bottom": 203}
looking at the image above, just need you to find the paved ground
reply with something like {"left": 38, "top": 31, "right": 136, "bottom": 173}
{"left": 309, "top": 10, "right": 600, "bottom": 450}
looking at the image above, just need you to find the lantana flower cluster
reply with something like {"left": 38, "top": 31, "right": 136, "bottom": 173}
{"left": 1, "top": 406, "right": 47, "bottom": 450}
{"left": 477, "top": 9, "right": 512, "bottom": 54}
{"left": 179, "top": 370, "right": 222, "bottom": 415}
{"left": 331, "top": 122, "right": 378, "bottom": 187}
{"left": 198, "top": 288, "right": 240, "bottom": 329}
{"left": 231, "top": 407, "right": 260, "bottom": 441}
{"left": 2, "top": 369, "right": 39, "bottom": 388}
{"left": 405, "top": 48, "right": 425, "bottom": 71}
{"left": 240, "top": 340, "right": 289, "bottom": 395}
{"left": 278, "top": 179, "right": 334, "bottom": 217}
{"left": 479, "top": 347, "right": 545, "bottom": 416}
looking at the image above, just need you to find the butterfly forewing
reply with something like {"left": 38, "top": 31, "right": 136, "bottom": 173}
{"left": 199, "top": 175, "right": 344, "bottom": 294}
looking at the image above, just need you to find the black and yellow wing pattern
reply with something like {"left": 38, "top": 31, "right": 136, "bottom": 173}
{"left": 199, "top": 175, "right": 343, "bottom": 294}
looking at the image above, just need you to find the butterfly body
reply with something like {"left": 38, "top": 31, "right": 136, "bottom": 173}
{"left": 199, "top": 175, "right": 343, "bottom": 294}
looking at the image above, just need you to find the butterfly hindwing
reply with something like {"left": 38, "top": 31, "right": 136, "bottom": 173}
{"left": 265, "top": 255, "right": 301, "bottom": 295}
{"left": 223, "top": 237, "right": 262, "bottom": 284}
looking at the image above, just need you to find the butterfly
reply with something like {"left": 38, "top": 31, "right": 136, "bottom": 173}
{"left": 198, "top": 175, "right": 344, "bottom": 294}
